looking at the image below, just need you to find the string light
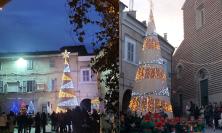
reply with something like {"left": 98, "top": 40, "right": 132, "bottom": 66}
{"left": 139, "top": 58, "right": 164, "bottom": 65}
{"left": 57, "top": 50, "right": 79, "bottom": 110}
{"left": 132, "top": 87, "right": 170, "bottom": 97}
{"left": 58, "top": 98, "right": 78, "bottom": 107}
{"left": 135, "top": 67, "right": 166, "bottom": 80}
{"left": 129, "top": 97, "right": 140, "bottom": 112}
{"left": 56, "top": 107, "right": 67, "bottom": 113}
{"left": 143, "top": 37, "right": 160, "bottom": 50}
{"left": 58, "top": 91, "right": 75, "bottom": 98}
{"left": 129, "top": 96, "right": 172, "bottom": 113}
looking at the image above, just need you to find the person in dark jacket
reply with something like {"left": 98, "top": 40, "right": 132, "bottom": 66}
{"left": 17, "top": 112, "right": 28, "bottom": 133}
{"left": 35, "top": 112, "right": 41, "bottom": 133}
{"left": 72, "top": 106, "right": 83, "bottom": 133}
{"left": 50, "top": 111, "right": 57, "bottom": 131}
{"left": 27, "top": 115, "right": 33, "bottom": 133}
{"left": 91, "top": 109, "right": 100, "bottom": 133}
{"left": 41, "top": 112, "right": 47, "bottom": 133}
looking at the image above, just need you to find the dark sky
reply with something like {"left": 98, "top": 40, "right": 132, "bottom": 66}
{"left": 0, "top": 0, "right": 99, "bottom": 53}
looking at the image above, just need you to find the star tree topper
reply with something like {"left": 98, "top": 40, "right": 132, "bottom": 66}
{"left": 62, "top": 50, "right": 70, "bottom": 64}
{"left": 62, "top": 49, "right": 70, "bottom": 59}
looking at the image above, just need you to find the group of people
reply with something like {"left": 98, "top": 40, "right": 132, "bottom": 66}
{"left": 186, "top": 101, "right": 222, "bottom": 130}
{"left": 50, "top": 107, "right": 100, "bottom": 133}
{"left": 120, "top": 111, "right": 205, "bottom": 133}
{"left": 0, "top": 106, "right": 100, "bottom": 133}
{"left": 0, "top": 111, "right": 48, "bottom": 133}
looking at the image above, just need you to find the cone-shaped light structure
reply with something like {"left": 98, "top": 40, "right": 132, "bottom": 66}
{"left": 129, "top": 0, "right": 172, "bottom": 117}
{"left": 56, "top": 50, "right": 79, "bottom": 112}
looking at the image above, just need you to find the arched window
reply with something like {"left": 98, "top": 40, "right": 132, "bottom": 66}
{"left": 198, "top": 68, "right": 208, "bottom": 80}
{"left": 176, "top": 64, "right": 183, "bottom": 79}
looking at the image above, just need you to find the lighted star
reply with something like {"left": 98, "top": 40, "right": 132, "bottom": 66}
{"left": 62, "top": 49, "right": 70, "bottom": 59}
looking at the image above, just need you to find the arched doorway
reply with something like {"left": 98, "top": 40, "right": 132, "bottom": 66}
{"left": 198, "top": 68, "right": 209, "bottom": 106}
{"left": 122, "top": 89, "right": 132, "bottom": 113}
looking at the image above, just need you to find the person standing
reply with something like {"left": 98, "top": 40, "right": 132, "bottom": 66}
{"left": 7, "top": 111, "right": 16, "bottom": 133}
{"left": 41, "top": 112, "right": 47, "bottom": 133}
{"left": 50, "top": 111, "right": 56, "bottom": 131}
{"left": 0, "top": 112, "right": 7, "bottom": 133}
{"left": 27, "top": 115, "right": 33, "bottom": 133}
{"left": 35, "top": 112, "right": 41, "bottom": 133}
{"left": 91, "top": 109, "right": 100, "bottom": 133}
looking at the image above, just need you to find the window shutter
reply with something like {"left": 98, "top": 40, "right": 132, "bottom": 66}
{"left": 91, "top": 71, "right": 97, "bottom": 81}
{"left": 23, "top": 81, "right": 27, "bottom": 92}
{"left": 0, "top": 81, "right": 3, "bottom": 93}
{"left": 48, "top": 80, "right": 52, "bottom": 92}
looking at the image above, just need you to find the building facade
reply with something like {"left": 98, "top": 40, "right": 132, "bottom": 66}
{"left": 0, "top": 45, "right": 98, "bottom": 113}
{"left": 173, "top": 0, "right": 222, "bottom": 114}
{"left": 120, "top": 2, "right": 175, "bottom": 112}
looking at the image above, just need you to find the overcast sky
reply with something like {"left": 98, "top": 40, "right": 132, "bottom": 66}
{"left": 121, "top": 0, "right": 186, "bottom": 47}
{"left": 0, "top": 0, "right": 99, "bottom": 53}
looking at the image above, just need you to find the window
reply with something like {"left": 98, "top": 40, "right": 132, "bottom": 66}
{"left": 176, "top": 64, "right": 183, "bottom": 79}
{"left": 127, "top": 42, "right": 135, "bottom": 62}
{"left": 0, "top": 81, "right": 3, "bottom": 93}
{"left": 27, "top": 60, "right": 33, "bottom": 70}
{"left": 27, "top": 80, "right": 36, "bottom": 92}
{"left": 0, "top": 62, "right": 2, "bottom": 70}
{"left": 49, "top": 59, "right": 55, "bottom": 67}
{"left": 80, "top": 68, "right": 92, "bottom": 82}
{"left": 125, "top": 36, "right": 136, "bottom": 63}
{"left": 83, "top": 70, "right": 90, "bottom": 81}
{"left": 196, "top": 5, "right": 205, "bottom": 29}
{"left": 48, "top": 78, "right": 57, "bottom": 91}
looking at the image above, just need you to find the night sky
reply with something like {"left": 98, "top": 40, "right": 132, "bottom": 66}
{"left": 0, "top": 0, "right": 99, "bottom": 53}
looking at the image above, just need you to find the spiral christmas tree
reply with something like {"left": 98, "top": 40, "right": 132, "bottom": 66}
{"left": 56, "top": 50, "right": 78, "bottom": 112}
{"left": 129, "top": 0, "right": 172, "bottom": 116}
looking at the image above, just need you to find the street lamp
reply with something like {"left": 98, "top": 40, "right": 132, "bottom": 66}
{"left": 16, "top": 58, "right": 27, "bottom": 68}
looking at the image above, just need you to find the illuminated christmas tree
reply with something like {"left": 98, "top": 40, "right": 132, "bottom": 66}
{"left": 129, "top": 0, "right": 172, "bottom": 116}
{"left": 10, "top": 101, "right": 19, "bottom": 114}
{"left": 27, "top": 101, "right": 35, "bottom": 114}
{"left": 56, "top": 50, "right": 78, "bottom": 112}
{"left": 20, "top": 101, "right": 27, "bottom": 114}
